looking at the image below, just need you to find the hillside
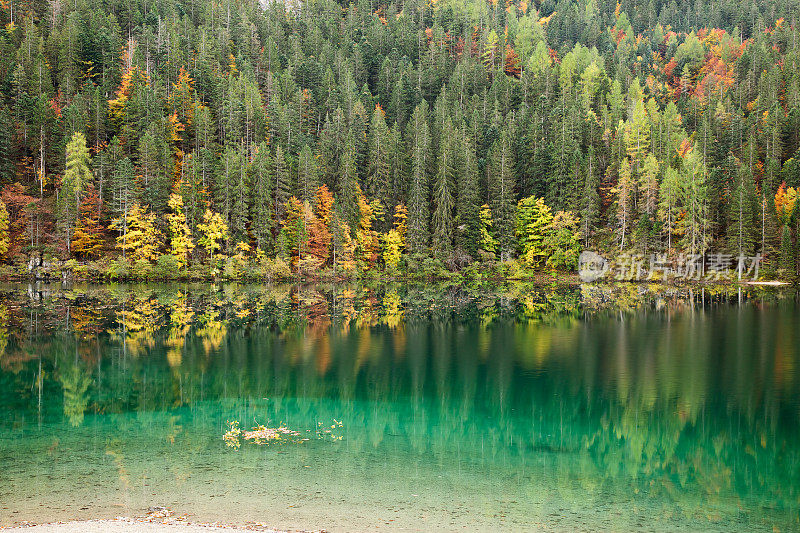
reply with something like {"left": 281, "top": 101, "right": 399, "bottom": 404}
{"left": 0, "top": 0, "right": 798, "bottom": 279}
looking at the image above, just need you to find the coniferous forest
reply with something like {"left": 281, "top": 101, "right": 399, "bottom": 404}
{"left": 0, "top": 0, "right": 799, "bottom": 280}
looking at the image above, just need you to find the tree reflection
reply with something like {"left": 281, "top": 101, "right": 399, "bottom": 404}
{"left": 0, "top": 282, "right": 797, "bottom": 527}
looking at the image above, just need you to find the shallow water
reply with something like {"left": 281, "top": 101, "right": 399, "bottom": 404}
{"left": 0, "top": 283, "right": 798, "bottom": 532}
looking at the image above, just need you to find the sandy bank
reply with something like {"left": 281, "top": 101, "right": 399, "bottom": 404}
{"left": 0, "top": 518, "right": 289, "bottom": 533}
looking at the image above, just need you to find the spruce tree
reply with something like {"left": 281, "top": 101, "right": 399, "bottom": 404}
{"left": 432, "top": 118, "right": 456, "bottom": 257}
{"left": 487, "top": 125, "right": 517, "bottom": 260}
{"left": 406, "top": 102, "right": 431, "bottom": 253}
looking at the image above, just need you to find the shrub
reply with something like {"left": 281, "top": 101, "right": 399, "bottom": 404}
{"left": 259, "top": 257, "right": 292, "bottom": 281}
{"left": 153, "top": 254, "right": 181, "bottom": 280}
{"left": 131, "top": 259, "right": 154, "bottom": 280}
{"left": 105, "top": 258, "right": 130, "bottom": 280}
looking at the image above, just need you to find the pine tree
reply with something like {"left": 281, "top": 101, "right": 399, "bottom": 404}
{"left": 274, "top": 145, "right": 292, "bottom": 223}
{"left": 338, "top": 134, "right": 361, "bottom": 233}
{"left": 280, "top": 196, "right": 307, "bottom": 271}
{"left": 455, "top": 128, "right": 481, "bottom": 258}
{"left": 110, "top": 157, "right": 137, "bottom": 220}
{"left": 581, "top": 147, "right": 600, "bottom": 247}
{"left": 779, "top": 224, "right": 795, "bottom": 276}
{"left": 318, "top": 108, "right": 345, "bottom": 191}
{"left": 298, "top": 144, "right": 319, "bottom": 202}
{"left": 727, "top": 165, "right": 758, "bottom": 256}
{"left": 350, "top": 101, "right": 369, "bottom": 183}
{"left": 367, "top": 105, "right": 391, "bottom": 201}
{"left": 387, "top": 123, "right": 405, "bottom": 206}
{"left": 625, "top": 97, "right": 651, "bottom": 169}
{"left": 613, "top": 159, "right": 635, "bottom": 250}
{"left": 487, "top": 126, "right": 517, "bottom": 260}
{"left": 680, "top": 149, "right": 708, "bottom": 255}
{"left": 406, "top": 102, "right": 431, "bottom": 253}
{"left": 59, "top": 132, "right": 92, "bottom": 253}
{"left": 250, "top": 142, "right": 274, "bottom": 253}
{"left": 432, "top": 118, "right": 456, "bottom": 257}
{"left": 230, "top": 147, "right": 249, "bottom": 248}
{"left": 636, "top": 153, "right": 660, "bottom": 251}
{"left": 216, "top": 145, "right": 244, "bottom": 242}
{"left": 137, "top": 125, "right": 170, "bottom": 215}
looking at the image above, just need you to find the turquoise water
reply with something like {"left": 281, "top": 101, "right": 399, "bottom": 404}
{"left": 0, "top": 283, "right": 798, "bottom": 532}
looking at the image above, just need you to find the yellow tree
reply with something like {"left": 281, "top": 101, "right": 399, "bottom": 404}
{"left": 168, "top": 67, "right": 196, "bottom": 136}
{"left": 108, "top": 66, "right": 149, "bottom": 142}
{"left": 775, "top": 182, "right": 797, "bottom": 226}
{"left": 71, "top": 185, "right": 104, "bottom": 259}
{"left": 393, "top": 203, "right": 408, "bottom": 246}
{"left": 355, "top": 192, "right": 383, "bottom": 270}
{"left": 306, "top": 185, "right": 334, "bottom": 267}
{"left": 166, "top": 192, "right": 195, "bottom": 268}
{"left": 109, "top": 203, "right": 162, "bottom": 261}
{"left": 383, "top": 229, "right": 403, "bottom": 270}
{"left": 382, "top": 203, "right": 407, "bottom": 271}
{"left": 0, "top": 200, "right": 9, "bottom": 259}
{"left": 197, "top": 208, "right": 228, "bottom": 261}
{"left": 479, "top": 204, "right": 498, "bottom": 256}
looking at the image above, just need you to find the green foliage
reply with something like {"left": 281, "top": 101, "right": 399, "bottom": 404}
{"left": 154, "top": 254, "right": 182, "bottom": 280}
{"left": 197, "top": 209, "right": 228, "bottom": 262}
{"left": 779, "top": 225, "right": 795, "bottom": 276}
{"left": 0, "top": 0, "right": 797, "bottom": 280}
{"left": 59, "top": 132, "right": 92, "bottom": 252}
{"left": 543, "top": 211, "right": 583, "bottom": 270}
{"left": 478, "top": 204, "right": 498, "bottom": 257}
{"left": 516, "top": 197, "right": 553, "bottom": 267}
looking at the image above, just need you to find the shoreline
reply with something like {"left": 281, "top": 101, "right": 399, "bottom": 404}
{"left": 0, "top": 517, "right": 294, "bottom": 533}
{"left": 0, "top": 273, "right": 794, "bottom": 286}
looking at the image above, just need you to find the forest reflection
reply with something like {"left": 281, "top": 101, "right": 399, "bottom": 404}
{"left": 0, "top": 282, "right": 798, "bottom": 526}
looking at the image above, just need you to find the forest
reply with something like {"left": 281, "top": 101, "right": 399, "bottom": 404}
{"left": 0, "top": 0, "right": 798, "bottom": 280}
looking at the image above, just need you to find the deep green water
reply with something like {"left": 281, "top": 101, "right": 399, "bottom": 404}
{"left": 0, "top": 283, "right": 798, "bottom": 532}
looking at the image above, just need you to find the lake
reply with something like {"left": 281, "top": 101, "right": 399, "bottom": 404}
{"left": 0, "top": 283, "right": 798, "bottom": 532}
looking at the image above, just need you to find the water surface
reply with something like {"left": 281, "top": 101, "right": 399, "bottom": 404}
{"left": 0, "top": 283, "right": 798, "bottom": 532}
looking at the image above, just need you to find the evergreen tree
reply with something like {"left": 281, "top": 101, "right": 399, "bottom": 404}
{"left": 487, "top": 126, "right": 517, "bottom": 260}
{"left": 298, "top": 144, "right": 319, "bottom": 202}
{"left": 250, "top": 142, "right": 275, "bottom": 253}
{"left": 613, "top": 159, "right": 635, "bottom": 250}
{"left": 432, "top": 118, "right": 456, "bottom": 257}
{"left": 580, "top": 147, "right": 600, "bottom": 247}
{"left": 456, "top": 129, "right": 481, "bottom": 257}
{"left": 339, "top": 134, "right": 361, "bottom": 234}
{"left": 59, "top": 132, "right": 92, "bottom": 253}
{"left": 274, "top": 146, "right": 292, "bottom": 223}
{"left": 406, "top": 102, "right": 431, "bottom": 253}
{"left": 367, "top": 106, "right": 391, "bottom": 201}
{"left": 727, "top": 165, "right": 759, "bottom": 256}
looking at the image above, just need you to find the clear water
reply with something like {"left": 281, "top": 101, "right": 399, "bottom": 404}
{"left": 0, "top": 283, "right": 798, "bottom": 532}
